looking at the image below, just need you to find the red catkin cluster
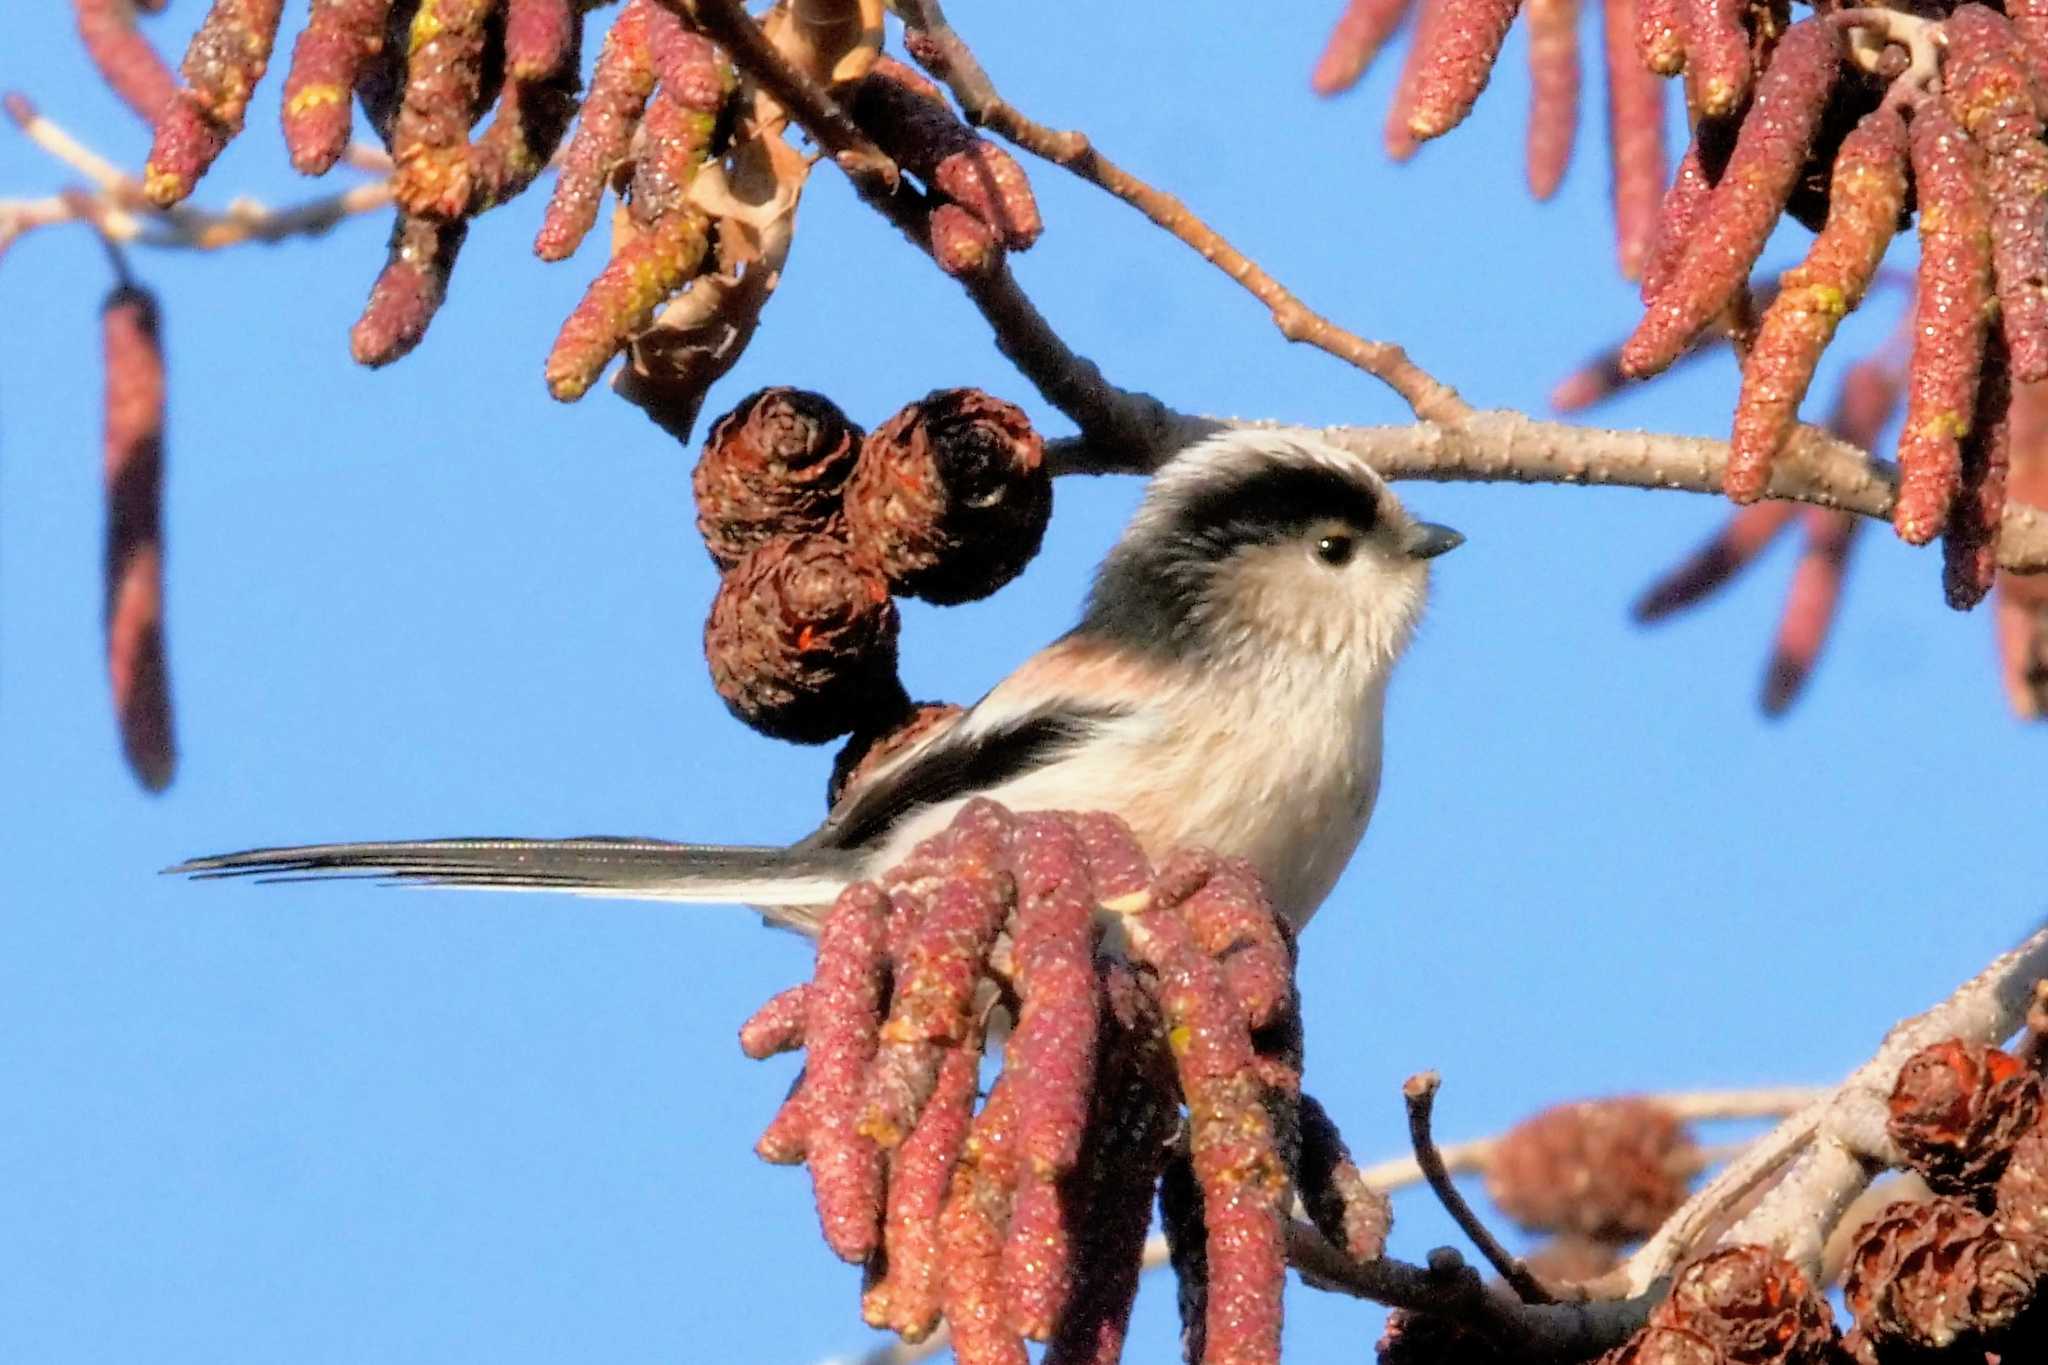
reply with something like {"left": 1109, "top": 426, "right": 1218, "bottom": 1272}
{"left": 1838, "top": 1038, "right": 2048, "bottom": 1362}
{"left": 1313, "top": 0, "right": 1669, "bottom": 278}
{"left": 100, "top": 283, "right": 177, "bottom": 793}
{"left": 849, "top": 56, "right": 1042, "bottom": 278}
{"left": 694, "top": 387, "right": 1047, "bottom": 747}
{"left": 542, "top": 0, "right": 732, "bottom": 400}
{"left": 739, "top": 800, "right": 1374, "bottom": 1365}
{"left": 74, "top": 0, "right": 815, "bottom": 389}
{"left": 1315, "top": 0, "right": 2048, "bottom": 615}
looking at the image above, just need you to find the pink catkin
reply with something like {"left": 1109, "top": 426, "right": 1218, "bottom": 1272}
{"left": 141, "top": 97, "right": 230, "bottom": 207}
{"left": 1640, "top": 144, "right": 1711, "bottom": 302}
{"left": 862, "top": 822, "right": 1011, "bottom": 1146}
{"left": 101, "top": 285, "right": 176, "bottom": 792}
{"left": 998, "top": 815, "right": 1101, "bottom": 1340}
{"left": 1945, "top": 5, "right": 2048, "bottom": 383}
{"left": 739, "top": 984, "right": 809, "bottom": 1059}
{"left": 1759, "top": 362, "right": 1897, "bottom": 711}
{"left": 1180, "top": 858, "right": 1291, "bottom": 1031}
{"left": 1636, "top": 0, "right": 1685, "bottom": 75}
{"left": 1631, "top": 501, "right": 1797, "bottom": 622}
{"left": 1944, "top": 330, "right": 2013, "bottom": 609}
{"left": 756, "top": 1077, "right": 810, "bottom": 1165}
{"left": 1623, "top": 19, "right": 1843, "bottom": 377}
{"left": 1525, "top": 0, "right": 1580, "bottom": 200}
{"left": 1068, "top": 811, "right": 1152, "bottom": 903}
{"left": 1683, "top": 0, "right": 1749, "bottom": 117}
{"left": 2005, "top": 0, "right": 2048, "bottom": 106}
{"left": 456, "top": 49, "right": 583, "bottom": 216}
{"left": 1131, "top": 881, "right": 1288, "bottom": 1365}
{"left": 801, "top": 882, "right": 891, "bottom": 1263}
{"left": 1762, "top": 508, "right": 1860, "bottom": 714}
{"left": 281, "top": 0, "right": 392, "bottom": 175}
{"left": 505, "top": 0, "right": 576, "bottom": 80}
{"left": 862, "top": 1042, "right": 981, "bottom": 1341}
{"left": 350, "top": 214, "right": 467, "bottom": 366}
{"left": 389, "top": 0, "right": 493, "bottom": 221}
{"left": 535, "top": 0, "right": 659, "bottom": 260}
{"left": 1725, "top": 101, "right": 1908, "bottom": 501}
{"left": 1404, "top": 0, "right": 1524, "bottom": 142}
{"left": 1604, "top": 0, "right": 1668, "bottom": 281}
{"left": 1297, "top": 1095, "right": 1392, "bottom": 1261}
{"left": 1897, "top": 99, "right": 1996, "bottom": 545}
{"left": 73, "top": 0, "right": 180, "bottom": 124}
{"left": 940, "top": 1076, "right": 1029, "bottom": 1365}
{"left": 1384, "top": 0, "right": 1449, "bottom": 160}
{"left": 544, "top": 31, "right": 728, "bottom": 399}
{"left": 1043, "top": 966, "right": 1173, "bottom": 1365}
{"left": 1311, "top": 0, "right": 1419, "bottom": 95}
{"left": 179, "top": 0, "right": 286, "bottom": 127}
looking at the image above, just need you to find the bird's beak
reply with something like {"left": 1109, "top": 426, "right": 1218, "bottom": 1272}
{"left": 1402, "top": 521, "right": 1465, "bottom": 560}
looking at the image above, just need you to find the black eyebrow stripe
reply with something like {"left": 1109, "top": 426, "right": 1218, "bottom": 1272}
{"left": 807, "top": 705, "right": 1131, "bottom": 853}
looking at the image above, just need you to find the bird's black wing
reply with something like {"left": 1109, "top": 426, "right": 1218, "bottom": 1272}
{"left": 806, "top": 703, "right": 1131, "bottom": 853}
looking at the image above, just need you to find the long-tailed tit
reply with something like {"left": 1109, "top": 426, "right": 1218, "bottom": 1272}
{"left": 175, "top": 429, "right": 1462, "bottom": 933}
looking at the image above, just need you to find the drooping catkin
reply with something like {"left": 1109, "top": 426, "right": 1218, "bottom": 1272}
{"left": 1897, "top": 99, "right": 1997, "bottom": 544}
{"left": 1623, "top": 19, "right": 1843, "bottom": 376}
{"left": 1726, "top": 101, "right": 1908, "bottom": 502}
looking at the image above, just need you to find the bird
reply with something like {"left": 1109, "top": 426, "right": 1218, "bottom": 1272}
{"left": 172, "top": 428, "right": 1462, "bottom": 934}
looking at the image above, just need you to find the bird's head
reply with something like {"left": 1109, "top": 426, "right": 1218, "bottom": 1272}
{"left": 1076, "top": 429, "right": 1461, "bottom": 674}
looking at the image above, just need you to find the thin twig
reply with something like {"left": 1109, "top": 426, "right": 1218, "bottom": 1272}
{"left": 1403, "top": 1071, "right": 1555, "bottom": 1305}
{"left": 661, "top": 0, "right": 898, "bottom": 193}
{"left": 4, "top": 96, "right": 393, "bottom": 253}
{"left": 895, "top": 0, "right": 1470, "bottom": 425}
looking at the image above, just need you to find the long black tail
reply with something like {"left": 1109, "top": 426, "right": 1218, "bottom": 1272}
{"left": 168, "top": 836, "right": 865, "bottom": 931}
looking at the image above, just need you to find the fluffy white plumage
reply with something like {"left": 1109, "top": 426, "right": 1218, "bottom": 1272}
{"left": 175, "top": 429, "right": 1460, "bottom": 933}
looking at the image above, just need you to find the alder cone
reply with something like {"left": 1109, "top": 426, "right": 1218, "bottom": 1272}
{"left": 1998, "top": 1120, "right": 2048, "bottom": 1251}
{"left": 843, "top": 389, "right": 1050, "bottom": 604}
{"left": 826, "top": 700, "right": 964, "bottom": 808}
{"left": 694, "top": 388, "right": 865, "bottom": 570}
{"left": 1649, "top": 1245, "right": 1839, "bottom": 1365}
{"left": 704, "top": 533, "right": 902, "bottom": 743}
{"left": 1483, "top": 1098, "right": 1696, "bottom": 1241}
{"left": 1888, "top": 1040, "right": 2043, "bottom": 1197}
{"left": 1844, "top": 1196, "right": 2041, "bottom": 1355}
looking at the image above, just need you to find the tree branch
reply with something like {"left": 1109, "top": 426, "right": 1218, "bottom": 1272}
{"left": 1048, "top": 412, "right": 2048, "bottom": 575}
{"left": 894, "top": 0, "right": 1470, "bottom": 426}
{"left": 3, "top": 95, "right": 392, "bottom": 255}
{"left": 1610, "top": 921, "right": 2048, "bottom": 1294}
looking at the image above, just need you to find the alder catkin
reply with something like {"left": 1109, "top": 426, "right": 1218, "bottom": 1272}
{"left": 1897, "top": 99, "right": 1996, "bottom": 545}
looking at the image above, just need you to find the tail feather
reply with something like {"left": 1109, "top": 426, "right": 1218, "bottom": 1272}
{"left": 167, "top": 837, "right": 863, "bottom": 925}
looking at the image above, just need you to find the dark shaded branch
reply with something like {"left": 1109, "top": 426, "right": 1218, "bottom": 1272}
{"left": 1285, "top": 1225, "right": 1660, "bottom": 1362}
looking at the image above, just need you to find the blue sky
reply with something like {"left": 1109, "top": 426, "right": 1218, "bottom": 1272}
{"left": 3, "top": 4, "right": 2043, "bottom": 1363}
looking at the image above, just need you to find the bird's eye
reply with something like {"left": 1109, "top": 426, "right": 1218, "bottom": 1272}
{"left": 1316, "top": 535, "right": 1356, "bottom": 567}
